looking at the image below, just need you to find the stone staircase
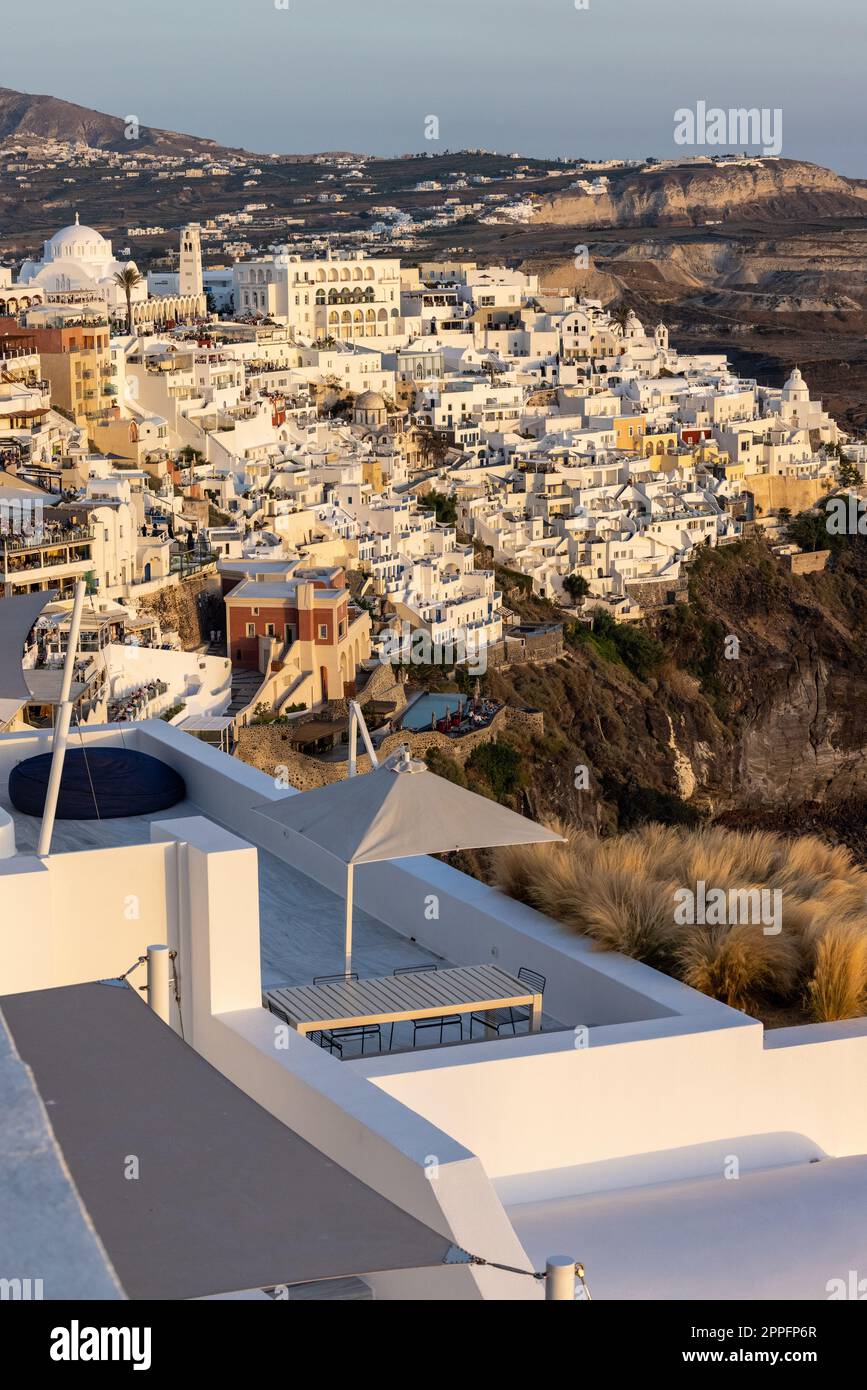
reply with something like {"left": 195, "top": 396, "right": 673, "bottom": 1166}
{"left": 226, "top": 668, "right": 266, "bottom": 719}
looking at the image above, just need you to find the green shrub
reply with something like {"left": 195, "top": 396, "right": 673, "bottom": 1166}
{"left": 466, "top": 740, "right": 526, "bottom": 800}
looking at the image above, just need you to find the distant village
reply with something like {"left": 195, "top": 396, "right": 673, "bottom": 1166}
{"left": 0, "top": 203, "right": 855, "bottom": 758}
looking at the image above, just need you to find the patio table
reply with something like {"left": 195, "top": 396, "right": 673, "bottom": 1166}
{"left": 265, "top": 963, "right": 542, "bottom": 1041}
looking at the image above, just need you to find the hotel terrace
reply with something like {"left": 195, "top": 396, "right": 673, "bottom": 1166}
{"left": 3, "top": 712, "right": 867, "bottom": 1300}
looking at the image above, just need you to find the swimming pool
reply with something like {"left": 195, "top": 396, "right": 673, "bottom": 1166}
{"left": 401, "top": 693, "right": 466, "bottom": 731}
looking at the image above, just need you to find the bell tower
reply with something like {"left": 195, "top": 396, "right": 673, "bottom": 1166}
{"left": 179, "top": 223, "right": 203, "bottom": 298}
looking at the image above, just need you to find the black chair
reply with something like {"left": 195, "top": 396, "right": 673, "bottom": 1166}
{"left": 469, "top": 966, "right": 546, "bottom": 1039}
{"left": 389, "top": 965, "right": 463, "bottom": 1049}
{"left": 312, "top": 973, "right": 382, "bottom": 1057}
{"left": 263, "top": 992, "right": 289, "bottom": 1025}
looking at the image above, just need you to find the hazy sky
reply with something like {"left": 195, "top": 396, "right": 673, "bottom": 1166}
{"left": 5, "top": 0, "right": 867, "bottom": 174}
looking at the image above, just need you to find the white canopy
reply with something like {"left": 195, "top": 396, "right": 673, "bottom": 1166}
{"left": 253, "top": 750, "right": 562, "bottom": 975}
{"left": 252, "top": 749, "right": 562, "bottom": 866}
{"left": 0, "top": 593, "right": 57, "bottom": 702}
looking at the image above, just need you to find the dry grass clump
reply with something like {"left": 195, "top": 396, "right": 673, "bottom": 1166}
{"left": 807, "top": 923, "right": 867, "bottom": 1022}
{"left": 677, "top": 922, "right": 802, "bottom": 1013}
{"left": 493, "top": 822, "right": 867, "bottom": 1025}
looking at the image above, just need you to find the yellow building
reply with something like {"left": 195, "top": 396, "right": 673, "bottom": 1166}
{"left": 23, "top": 310, "right": 113, "bottom": 434}
{"left": 613, "top": 414, "right": 646, "bottom": 451}
{"left": 361, "top": 458, "right": 385, "bottom": 492}
{"left": 642, "top": 429, "right": 679, "bottom": 458}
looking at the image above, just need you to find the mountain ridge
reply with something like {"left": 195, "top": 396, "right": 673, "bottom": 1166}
{"left": 0, "top": 85, "right": 238, "bottom": 155}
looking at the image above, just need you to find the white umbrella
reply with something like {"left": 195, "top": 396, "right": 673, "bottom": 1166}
{"left": 252, "top": 748, "right": 563, "bottom": 974}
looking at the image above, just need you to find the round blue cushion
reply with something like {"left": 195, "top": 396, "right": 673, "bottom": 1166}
{"left": 9, "top": 748, "right": 186, "bottom": 820}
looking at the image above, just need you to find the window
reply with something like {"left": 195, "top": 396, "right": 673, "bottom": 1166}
{"left": 318, "top": 624, "right": 328, "bottom": 640}
{"left": 251, "top": 606, "right": 259, "bottom": 616}
{"left": 245, "top": 623, "right": 255, "bottom": 638}
{"left": 265, "top": 623, "right": 275, "bottom": 637}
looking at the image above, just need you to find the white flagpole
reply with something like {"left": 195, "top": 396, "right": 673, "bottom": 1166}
{"left": 37, "top": 579, "right": 86, "bottom": 858}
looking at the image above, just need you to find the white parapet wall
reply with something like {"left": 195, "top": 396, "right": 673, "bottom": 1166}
{"left": 0, "top": 841, "right": 175, "bottom": 996}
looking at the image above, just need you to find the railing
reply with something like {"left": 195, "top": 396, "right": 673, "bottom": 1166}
{"left": 0, "top": 526, "right": 93, "bottom": 553}
{"left": 170, "top": 549, "right": 218, "bottom": 576}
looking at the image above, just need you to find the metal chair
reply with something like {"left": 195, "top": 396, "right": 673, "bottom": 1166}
{"left": 312, "top": 973, "right": 382, "bottom": 1057}
{"left": 389, "top": 965, "right": 462, "bottom": 1049}
{"left": 469, "top": 966, "right": 546, "bottom": 1039}
{"left": 263, "top": 993, "right": 289, "bottom": 1025}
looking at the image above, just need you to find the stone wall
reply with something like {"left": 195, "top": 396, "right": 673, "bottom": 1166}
{"left": 236, "top": 703, "right": 544, "bottom": 792}
{"left": 625, "top": 573, "right": 689, "bottom": 611}
{"left": 788, "top": 549, "right": 830, "bottom": 575}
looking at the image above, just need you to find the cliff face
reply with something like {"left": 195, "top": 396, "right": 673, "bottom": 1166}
{"left": 484, "top": 541, "right": 867, "bottom": 855}
{"left": 531, "top": 159, "right": 867, "bottom": 230}
{"left": 135, "top": 574, "right": 223, "bottom": 651}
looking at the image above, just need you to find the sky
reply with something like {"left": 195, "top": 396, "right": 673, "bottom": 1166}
{"left": 4, "top": 0, "right": 867, "bottom": 175}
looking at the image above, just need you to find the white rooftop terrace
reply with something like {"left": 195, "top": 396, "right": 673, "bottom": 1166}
{"left": 3, "top": 720, "right": 867, "bottom": 1298}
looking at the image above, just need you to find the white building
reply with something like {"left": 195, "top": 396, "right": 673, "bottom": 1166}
{"left": 16, "top": 214, "right": 148, "bottom": 318}
{"left": 233, "top": 248, "right": 407, "bottom": 341}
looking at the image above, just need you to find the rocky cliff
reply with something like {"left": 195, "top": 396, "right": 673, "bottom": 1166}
{"left": 531, "top": 159, "right": 867, "bottom": 230}
{"left": 481, "top": 539, "right": 867, "bottom": 858}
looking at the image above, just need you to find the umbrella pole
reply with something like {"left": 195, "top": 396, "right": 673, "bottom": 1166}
{"left": 344, "top": 861, "right": 354, "bottom": 976}
{"left": 37, "top": 579, "right": 86, "bottom": 858}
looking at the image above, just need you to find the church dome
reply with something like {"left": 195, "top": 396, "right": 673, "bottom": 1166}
{"left": 782, "top": 366, "right": 808, "bottom": 399}
{"left": 356, "top": 390, "right": 386, "bottom": 410}
{"left": 44, "top": 214, "right": 111, "bottom": 264}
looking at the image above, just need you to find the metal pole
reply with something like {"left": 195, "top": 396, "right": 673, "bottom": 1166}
{"left": 350, "top": 699, "right": 379, "bottom": 768}
{"left": 37, "top": 579, "right": 86, "bottom": 858}
{"left": 146, "top": 944, "right": 170, "bottom": 1024}
{"left": 348, "top": 703, "right": 357, "bottom": 777}
{"left": 344, "top": 861, "right": 354, "bottom": 976}
{"left": 545, "top": 1256, "right": 576, "bottom": 1301}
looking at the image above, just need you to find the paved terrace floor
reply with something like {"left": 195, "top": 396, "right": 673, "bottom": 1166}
{"left": 2, "top": 786, "right": 565, "bottom": 1057}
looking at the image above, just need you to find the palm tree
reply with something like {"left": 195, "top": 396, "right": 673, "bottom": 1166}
{"left": 113, "top": 267, "right": 143, "bottom": 334}
{"left": 610, "top": 301, "right": 632, "bottom": 337}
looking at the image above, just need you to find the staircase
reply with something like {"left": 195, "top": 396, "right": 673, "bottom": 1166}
{"left": 226, "top": 668, "right": 266, "bottom": 719}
